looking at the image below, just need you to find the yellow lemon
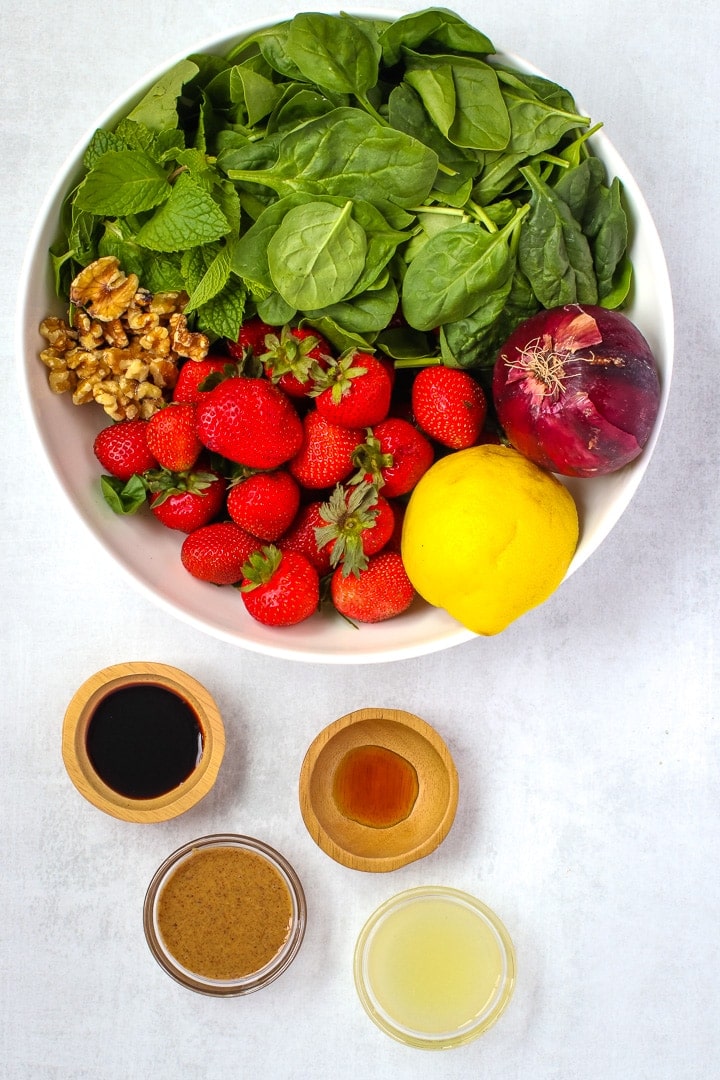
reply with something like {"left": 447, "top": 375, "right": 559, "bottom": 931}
{"left": 401, "top": 444, "right": 579, "bottom": 635}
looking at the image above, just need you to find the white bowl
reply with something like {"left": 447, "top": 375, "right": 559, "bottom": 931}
{"left": 15, "top": 11, "right": 673, "bottom": 664}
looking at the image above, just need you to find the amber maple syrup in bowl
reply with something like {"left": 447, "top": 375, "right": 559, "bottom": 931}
{"left": 332, "top": 744, "right": 419, "bottom": 828}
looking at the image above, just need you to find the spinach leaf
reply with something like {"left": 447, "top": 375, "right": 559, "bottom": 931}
{"left": 379, "top": 8, "right": 494, "bottom": 67}
{"left": 285, "top": 13, "right": 381, "bottom": 98}
{"left": 440, "top": 268, "right": 540, "bottom": 369}
{"left": 401, "top": 207, "right": 527, "bottom": 330}
{"left": 267, "top": 200, "right": 368, "bottom": 308}
{"left": 403, "top": 54, "right": 510, "bottom": 150}
{"left": 126, "top": 59, "right": 199, "bottom": 132}
{"left": 552, "top": 156, "right": 606, "bottom": 223}
{"left": 387, "top": 83, "right": 478, "bottom": 200}
{"left": 226, "top": 107, "right": 438, "bottom": 207}
{"left": 306, "top": 278, "right": 399, "bottom": 334}
{"left": 518, "top": 165, "right": 598, "bottom": 307}
{"left": 474, "top": 86, "right": 590, "bottom": 203}
{"left": 584, "top": 175, "right": 629, "bottom": 300}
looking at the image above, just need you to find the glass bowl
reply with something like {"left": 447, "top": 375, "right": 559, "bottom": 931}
{"left": 354, "top": 885, "right": 515, "bottom": 1049}
{"left": 143, "top": 834, "right": 307, "bottom": 996}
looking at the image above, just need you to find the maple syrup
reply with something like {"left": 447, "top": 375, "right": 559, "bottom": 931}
{"left": 332, "top": 744, "right": 419, "bottom": 828}
{"left": 85, "top": 683, "right": 203, "bottom": 799}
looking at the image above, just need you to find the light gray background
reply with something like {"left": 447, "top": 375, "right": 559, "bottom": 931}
{"left": 2, "top": 1, "right": 718, "bottom": 1077}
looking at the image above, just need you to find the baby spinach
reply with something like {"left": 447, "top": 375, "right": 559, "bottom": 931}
{"left": 518, "top": 165, "right": 598, "bottom": 307}
{"left": 52, "top": 7, "right": 634, "bottom": 353}
{"left": 226, "top": 107, "right": 439, "bottom": 208}
{"left": 401, "top": 206, "right": 528, "bottom": 330}
{"left": 267, "top": 200, "right": 367, "bottom": 308}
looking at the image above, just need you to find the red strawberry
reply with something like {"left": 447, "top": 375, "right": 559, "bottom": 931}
{"left": 147, "top": 469, "right": 226, "bottom": 533}
{"left": 311, "top": 350, "right": 392, "bottom": 428}
{"left": 180, "top": 521, "right": 263, "bottom": 585}
{"left": 260, "top": 325, "right": 332, "bottom": 397}
{"left": 172, "top": 357, "right": 233, "bottom": 404}
{"left": 145, "top": 403, "right": 202, "bottom": 472}
{"left": 227, "top": 469, "right": 301, "bottom": 541}
{"left": 227, "top": 317, "right": 276, "bottom": 361}
{"left": 411, "top": 367, "right": 487, "bottom": 449}
{"left": 314, "top": 482, "right": 395, "bottom": 577}
{"left": 93, "top": 419, "right": 157, "bottom": 481}
{"left": 330, "top": 550, "right": 415, "bottom": 623}
{"left": 240, "top": 546, "right": 319, "bottom": 627}
{"left": 277, "top": 502, "right": 333, "bottom": 576}
{"left": 351, "top": 417, "right": 435, "bottom": 497}
{"left": 289, "top": 411, "right": 365, "bottom": 489}
{"left": 196, "top": 376, "right": 303, "bottom": 469}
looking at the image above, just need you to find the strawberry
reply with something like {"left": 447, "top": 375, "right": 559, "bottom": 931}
{"left": 195, "top": 376, "right": 303, "bottom": 469}
{"left": 330, "top": 550, "right": 416, "bottom": 623}
{"left": 260, "top": 325, "right": 332, "bottom": 397}
{"left": 351, "top": 417, "right": 435, "bottom": 497}
{"left": 145, "top": 403, "right": 202, "bottom": 472}
{"left": 172, "top": 357, "right": 234, "bottom": 404}
{"left": 181, "top": 521, "right": 263, "bottom": 585}
{"left": 289, "top": 411, "right": 365, "bottom": 489}
{"left": 226, "top": 469, "right": 301, "bottom": 541}
{"left": 314, "top": 482, "right": 395, "bottom": 577}
{"left": 93, "top": 419, "right": 157, "bottom": 481}
{"left": 147, "top": 469, "right": 226, "bottom": 533}
{"left": 311, "top": 350, "right": 392, "bottom": 428}
{"left": 277, "top": 502, "right": 333, "bottom": 576}
{"left": 227, "top": 317, "right": 276, "bottom": 361}
{"left": 411, "top": 366, "right": 487, "bottom": 449}
{"left": 240, "top": 546, "right": 320, "bottom": 626}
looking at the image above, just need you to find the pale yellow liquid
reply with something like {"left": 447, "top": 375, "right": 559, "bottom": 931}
{"left": 365, "top": 896, "right": 505, "bottom": 1035}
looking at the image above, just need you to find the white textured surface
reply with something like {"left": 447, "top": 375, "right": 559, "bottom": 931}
{"left": 2, "top": 2, "right": 718, "bottom": 1078}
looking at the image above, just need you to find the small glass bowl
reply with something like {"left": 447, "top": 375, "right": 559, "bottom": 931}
{"left": 354, "top": 885, "right": 515, "bottom": 1049}
{"left": 143, "top": 834, "right": 306, "bottom": 996}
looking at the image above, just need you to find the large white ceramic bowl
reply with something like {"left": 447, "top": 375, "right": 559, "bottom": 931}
{"left": 16, "top": 10, "right": 673, "bottom": 664}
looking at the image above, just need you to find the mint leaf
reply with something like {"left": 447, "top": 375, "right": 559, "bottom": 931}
{"left": 83, "top": 128, "right": 127, "bottom": 169}
{"left": 135, "top": 172, "right": 231, "bottom": 252}
{"left": 143, "top": 252, "right": 185, "bottom": 292}
{"left": 98, "top": 219, "right": 152, "bottom": 280}
{"left": 182, "top": 242, "right": 232, "bottom": 312}
{"left": 195, "top": 275, "right": 247, "bottom": 339}
{"left": 113, "top": 118, "right": 157, "bottom": 152}
{"left": 75, "top": 150, "right": 170, "bottom": 215}
{"left": 126, "top": 59, "right": 199, "bottom": 132}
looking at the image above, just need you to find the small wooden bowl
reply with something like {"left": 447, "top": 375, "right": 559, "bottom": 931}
{"left": 62, "top": 662, "right": 225, "bottom": 823}
{"left": 299, "top": 708, "right": 459, "bottom": 873}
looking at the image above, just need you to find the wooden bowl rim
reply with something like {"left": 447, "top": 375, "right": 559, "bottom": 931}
{"left": 62, "top": 661, "right": 225, "bottom": 823}
{"left": 298, "top": 707, "right": 459, "bottom": 873}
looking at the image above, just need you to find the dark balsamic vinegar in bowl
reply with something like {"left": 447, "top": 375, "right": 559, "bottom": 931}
{"left": 85, "top": 684, "right": 203, "bottom": 799}
{"left": 62, "top": 662, "right": 225, "bottom": 822}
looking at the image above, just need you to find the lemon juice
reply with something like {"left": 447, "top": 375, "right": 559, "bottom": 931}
{"left": 354, "top": 887, "right": 515, "bottom": 1049}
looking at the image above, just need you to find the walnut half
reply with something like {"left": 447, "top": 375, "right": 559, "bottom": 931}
{"left": 70, "top": 256, "right": 139, "bottom": 322}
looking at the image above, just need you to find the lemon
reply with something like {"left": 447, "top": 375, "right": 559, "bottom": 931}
{"left": 401, "top": 444, "right": 579, "bottom": 635}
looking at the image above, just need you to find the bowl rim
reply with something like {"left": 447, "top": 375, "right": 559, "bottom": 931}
{"left": 15, "top": 8, "right": 675, "bottom": 664}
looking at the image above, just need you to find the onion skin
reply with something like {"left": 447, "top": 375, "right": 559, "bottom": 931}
{"left": 492, "top": 305, "right": 661, "bottom": 477}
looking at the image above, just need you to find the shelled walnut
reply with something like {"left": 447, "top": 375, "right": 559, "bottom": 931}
{"left": 39, "top": 257, "right": 210, "bottom": 420}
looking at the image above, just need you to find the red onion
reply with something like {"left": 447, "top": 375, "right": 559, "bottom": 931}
{"left": 492, "top": 304, "right": 661, "bottom": 477}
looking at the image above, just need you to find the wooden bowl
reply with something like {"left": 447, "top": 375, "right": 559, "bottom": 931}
{"left": 62, "top": 662, "right": 225, "bottom": 823}
{"left": 299, "top": 708, "right": 459, "bottom": 872}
